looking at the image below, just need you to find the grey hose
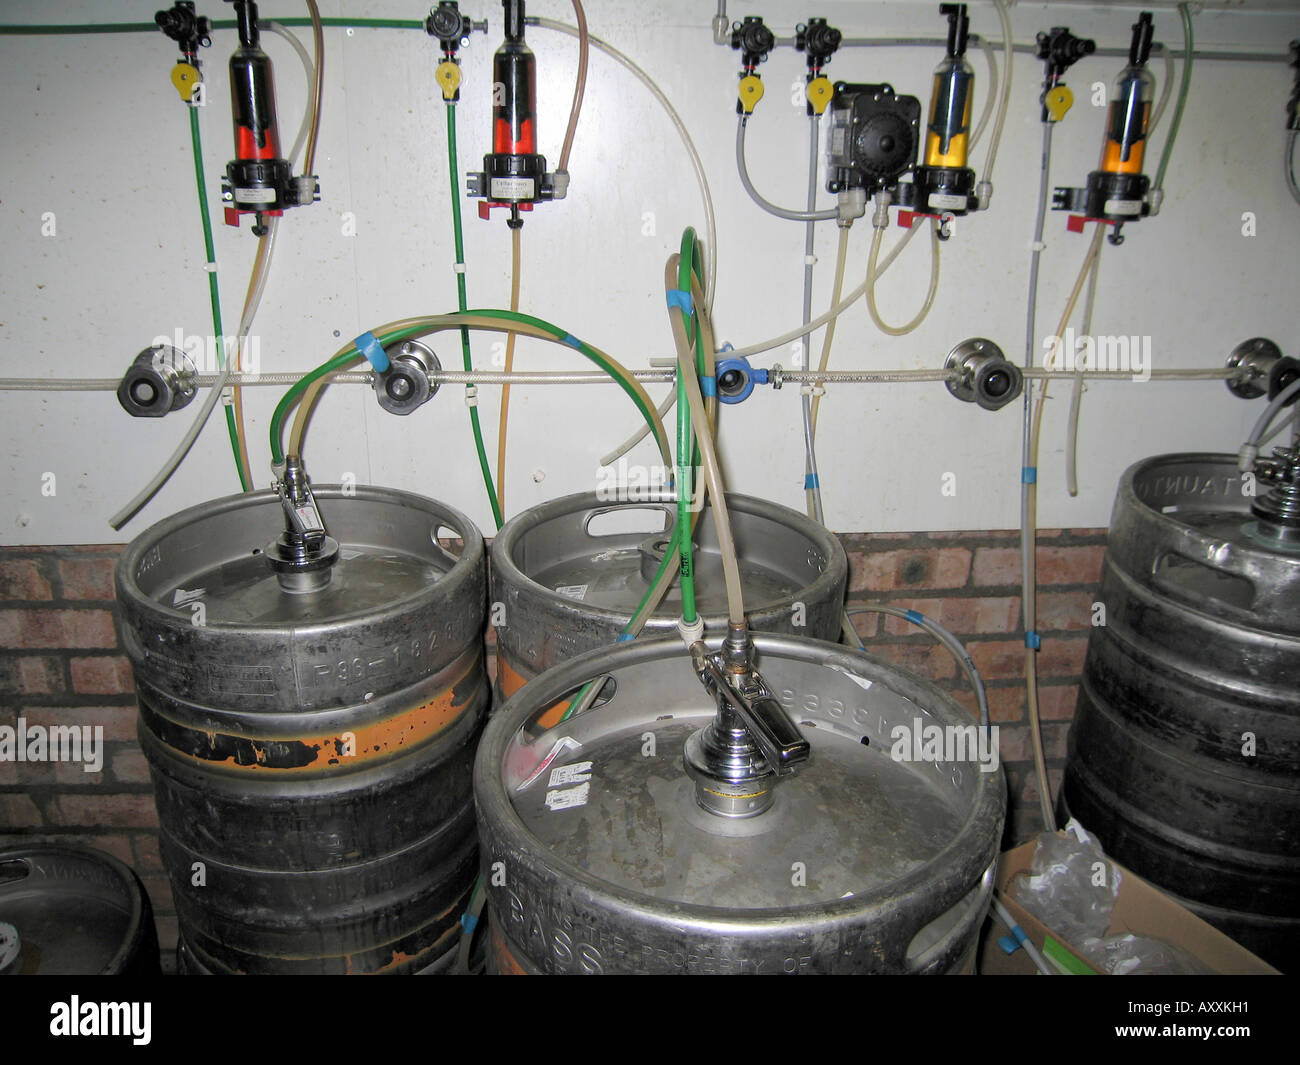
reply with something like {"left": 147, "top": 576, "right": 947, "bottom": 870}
{"left": 737, "top": 115, "right": 838, "bottom": 222}
{"left": 799, "top": 115, "right": 825, "bottom": 525}
{"left": 845, "top": 606, "right": 990, "bottom": 729}
{"left": 1287, "top": 130, "right": 1300, "bottom": 206}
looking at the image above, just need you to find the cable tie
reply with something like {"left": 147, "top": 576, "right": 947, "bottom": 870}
{"left": 205, "top": 262, "right": 218, "bottom": 273}
{"left": 1021, "top": 466, "right": 1038, "bottom": 484}
{"left": 452, "top": 262, "right": 467, "bottom": 274}
{"left": 1029, "top": 240, "right": 1046, "bottom": 252}
{"left": 1025, "top": 631, "right": 1042, "bottom": 650}
{"left": 699, "top": 374, "right": 716, "bottom": 398}
{"left": 904, "top": 609, "right": 924, "bottom": 625}
{"left": 665, "top": 288, "right": 694, "bottom": 315}
{"left": 464, "top": 383, "right": 478, "bottom": 407}
{"left": 354, "top": 331, "right": 389, "bottom": 372}
{"left": 562, "top": 333, "right": 583, "bottom": 350}
{"left": 804, "top": 254, "right": 817, "bottom": 266}
{"left": 803, "top": 473, "right": 819, "bottom": 489}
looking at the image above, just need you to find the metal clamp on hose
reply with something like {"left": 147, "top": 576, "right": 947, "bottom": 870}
{"left": 117, "top": 345, "right": 198, "bottom": 418}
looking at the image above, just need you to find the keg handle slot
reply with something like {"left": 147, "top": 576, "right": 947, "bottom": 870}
{"left": 0, "top": 859, "right": 32, "bottom": 889}
{"left": 1152, "top": 552, "right": 1257, "bottom": 612}
{"left": 582, "top": 504, "right": 674, "bottom": 539}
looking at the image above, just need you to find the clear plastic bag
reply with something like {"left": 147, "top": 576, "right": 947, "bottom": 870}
{"left": 1017, "top": 818, "right": 1121, "bottom": 943}
{"left": 1081, "top": 933, "right": 1212, "bottom": 975}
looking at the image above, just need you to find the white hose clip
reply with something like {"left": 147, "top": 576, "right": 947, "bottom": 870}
{"left": 799, "top": 383, "right": 825, "bottom": 397}
{"left": 1238, "top": 443, "right": 1259, "bottom": 473}
{"left": 452, "top": 262, "right": 467, "bottom": 274}
{"left": 464, "top": 383, "right": 479, "bottom": 408}
{"left": 677, "top": 615, "right": 705, "bottom": 648}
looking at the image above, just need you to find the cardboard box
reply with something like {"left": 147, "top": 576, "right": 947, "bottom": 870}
{"left": 982, "top": 837, "right": 1278, "bottom": 975}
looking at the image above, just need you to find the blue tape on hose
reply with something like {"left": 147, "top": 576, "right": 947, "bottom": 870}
{"left": 562, "top": 333, "right": 582, "bottom": 350}
{"left": 997, "top": 934, "right": 1021, "bottom": 956}
{"left": 1022, "top": 466, "right": 1038, "bottom": 484}
{"left": 617, "top": 633, "right": 635, "bottom": 642}
{"left": 904, "top": 609, "right": 924, "bottom": 625}
{"left": 1025, "top": 630, "right": 1042, "bottom": 650}
{"left": 354, "top": 331, "right": 389, "bottom": 372}
{"left": 700, "top": 375, "right": 716, "bottom": 398}
{"left": 665, "top": 288, "right": 693, "bottom": 314}
{"left": 803, "top": 473, "right": 819, "bottom": 489}
{"left": 460, "top": 912, "right": 478, "bottom": 935}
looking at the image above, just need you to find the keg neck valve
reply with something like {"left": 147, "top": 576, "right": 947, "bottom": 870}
{"left": 267, "top": 455, "right": 340, "bottom": 592}
{"left": 1250, "top": 446, "right": 1300, "bottom": 546}
{"left": 684, "top": 625, "right": 811, "bottom": 819}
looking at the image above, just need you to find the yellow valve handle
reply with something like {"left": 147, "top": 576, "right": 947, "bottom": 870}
{"left": 171, "top": 62, "right": 201, "bottom": 103}
{"left": 436, "top": 60, "right": 462, "bottom": 101}
{"left": 1044, "top": 85, "right": 1074, "bottom": 123}
{"left": 806, "top": 76, "right": 833, "bottom": 116}
{"left": 738, "top": 74, "right": 765, "bottom": 114}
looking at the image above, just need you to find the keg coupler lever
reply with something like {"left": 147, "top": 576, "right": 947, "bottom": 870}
{"left": 684, "top": 625, "right": 810, "bottom": 819}
{"left": 266, "top": 455, "right": 340, "bottom": 592}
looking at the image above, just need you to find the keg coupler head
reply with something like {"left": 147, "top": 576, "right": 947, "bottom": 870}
{"left": 1248, "top": 446, "right": 1300, "bottom": 548}
{"left": 267, "top": 455, "right": 339, "bottom": 592}
{"left": 684, "top": 625, "right": 811, "bottom": 818}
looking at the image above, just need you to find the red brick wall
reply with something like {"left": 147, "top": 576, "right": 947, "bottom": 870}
{"left": 0, "top": 548, "right": 176, "bottom": 965}
{"left": 841, "top": 529, "right": 1108, "bottom": 845}
{"left": 1, "top": 530, "right": 1108, "bottom": 965}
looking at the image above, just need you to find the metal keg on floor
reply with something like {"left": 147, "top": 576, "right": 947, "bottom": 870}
{"left": 474, "top": 633, "right": 1005, "bottom": 974}
{"left": 1061, "top": 452, "right": 1300, "bottom": 969}
{"left": 0, "top": 844, "right": 160, "bottom": 975}
{"left": 490, "top": 492, "right": 848, "bottom": 715}
{"left": 115, "top": 476, "right": 489, "bottom": 974}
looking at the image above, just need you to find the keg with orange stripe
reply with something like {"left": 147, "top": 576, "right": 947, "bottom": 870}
{"left": 116, "top": 486, "right": 488, "bottom": 974}
{"left": 490, "top": 492, "right": 848, "bottom": 722}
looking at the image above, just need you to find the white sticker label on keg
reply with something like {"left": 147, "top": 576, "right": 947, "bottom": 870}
{"left": 927, "top": 192, "right": 967, "bottom": 210}
{"left": 548, "top": 761, "right": 593, "bottom": 787}
{"left": 1103, "top": 198, "right": 1142, "bottom": 216}
{"left": 555, "top": 583, "right": 588, "bottom": 601}
{"left": 490, "top": 176, "right": 536, "bottom": 200}
{"left": 545, "top": 782, "right": 590, "bottom": 811}
{"left": 516, "top": 736, "right": 582, "bottom": 791}
{"left": 235, "top": 187, "right": 278, "bottom": 204}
